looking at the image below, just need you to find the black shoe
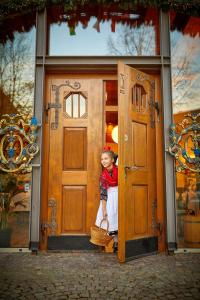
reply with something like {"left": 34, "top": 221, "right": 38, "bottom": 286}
{"left": 109, "top": 230, "right": 118, "bottom": 236}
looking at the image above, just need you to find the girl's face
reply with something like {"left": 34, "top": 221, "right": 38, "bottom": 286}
{"left": 101, "top": 152, "right": 114, "bottom": 169}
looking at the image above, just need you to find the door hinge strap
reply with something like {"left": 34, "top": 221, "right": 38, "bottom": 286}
{"left": 41, "top": 198, "right": 57, "bottom": 237}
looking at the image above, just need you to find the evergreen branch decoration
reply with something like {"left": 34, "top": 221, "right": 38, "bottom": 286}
{"left": 0, "top": 0, "right": 200, "bottom": 20}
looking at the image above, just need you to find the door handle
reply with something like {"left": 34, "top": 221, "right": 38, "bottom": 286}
{"left": 124, "top": 165, "right": 139, "bottom": 176}
{"left": 125, "top": 165, "right": 139, "bottom": 171}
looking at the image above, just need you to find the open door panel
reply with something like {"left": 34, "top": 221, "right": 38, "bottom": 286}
{"left": 118, "top": 61, "right": 158, "bottom": 262}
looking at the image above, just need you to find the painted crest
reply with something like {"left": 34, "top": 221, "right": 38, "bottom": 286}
{"left": 0, "top": 114, "right": 39, "bottom": 173}
{"left": 168, "top": 112, "right": 200, "bottom": 173}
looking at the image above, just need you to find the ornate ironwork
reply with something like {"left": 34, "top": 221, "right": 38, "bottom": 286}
{"left": 119, "top": 73, "right": 125, "bottom": 94}
{"left": 50, "top": 80, "right": 81, "bottom": 129}
{"left": 148, "top": 80, "right": 157, "bottom": 129}
{"left": 48, "top": 198, "right": 57, "bottom": 235}
{"left": 168, "top": 112, "right": 200, "bottom": 173}
{"left": 136, "top": 73, "right": 149, "bottom": 82}
{"left": 0, "top": 114, "right": 39, "bottom": 173}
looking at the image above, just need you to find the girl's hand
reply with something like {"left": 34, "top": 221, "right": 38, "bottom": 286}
{"left": 103, "top": 210, "right": 108, "bottom": 219}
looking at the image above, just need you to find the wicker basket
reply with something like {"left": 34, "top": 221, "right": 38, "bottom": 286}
{"left": 90, "top": 219, "right": 113, "bottom": 246}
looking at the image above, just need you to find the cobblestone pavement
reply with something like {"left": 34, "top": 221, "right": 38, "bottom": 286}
{"left": 0, "top": 252, "right": 200, "bottom": 300}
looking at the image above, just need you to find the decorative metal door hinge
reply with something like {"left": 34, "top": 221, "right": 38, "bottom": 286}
{"left": 41, "top": 198, "right": 57, "bottom": 238}
{"left": 45, "top": 102, "right": 62, "bottom": 129}
{"left": 46, "top": 103, "right": 62, "bottom": 110}
{"left": 149, "top": 99, "right": 160, "bottom": 128}
{"left": 47, "top": 80, "right": 81, "bottom": 129}
{"left": 119, "top": 73, "right": 125, "bottom": 94}
{"left": 150, "top": 101, "right": 160, "bottom": 121}
{"left": 40, "top": 222, "right": 49, "bottom": 241}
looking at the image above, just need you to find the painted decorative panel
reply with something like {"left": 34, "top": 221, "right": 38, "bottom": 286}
{"left": 132, "top": 122, "right": 147, "bottom": 167}
{"left": 0, "top": 114, "right": 39, "bottom": 173}
{"left": 62, "top": 186, "right": 86, "bottom": 233}
{"left": 63, "top": 128, "right": 87, "bottom": 170}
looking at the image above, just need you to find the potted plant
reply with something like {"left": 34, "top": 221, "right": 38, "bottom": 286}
{"left": 0, "top": 173, "right": 26, "bottom": 247}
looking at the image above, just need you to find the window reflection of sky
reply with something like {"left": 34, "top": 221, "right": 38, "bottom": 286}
{"left": 0, "top": 28, "right": 36, "bottom": 116}
{"left": 49, "top": 17, "right": 155, "bottom": 56}
{"left": 171, "top": 30, "right": 200, "bottom": 114}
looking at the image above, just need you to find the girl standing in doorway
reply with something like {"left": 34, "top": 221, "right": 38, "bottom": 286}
{"left": 95, "top": 146, "right": 118, "bottom": 251}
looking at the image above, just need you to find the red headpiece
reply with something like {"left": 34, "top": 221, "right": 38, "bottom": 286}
{"left": 103, "top": 145, "right": 111, "bottom": 151}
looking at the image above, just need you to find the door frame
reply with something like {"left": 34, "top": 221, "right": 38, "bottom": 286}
{"left": 40, "top": 70, "right": 166, "bottom": 253}
{"left": 31, "top": 10, "right": 175, "bottom": 253}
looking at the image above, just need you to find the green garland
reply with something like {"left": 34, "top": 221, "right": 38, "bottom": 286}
{"left": 1, "top": 0, "right": 200, "bottom": 20}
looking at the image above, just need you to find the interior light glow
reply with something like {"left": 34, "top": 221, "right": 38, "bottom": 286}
{"left": 111, "top": 125, "right": 118, "bottom": 144}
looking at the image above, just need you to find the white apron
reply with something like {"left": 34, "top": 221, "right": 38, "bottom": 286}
{"left": 95, "top": 186, "right": 118, "bottom": 232}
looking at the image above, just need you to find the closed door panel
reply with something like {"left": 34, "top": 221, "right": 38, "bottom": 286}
{"left": 46, "top": 78, "right": 103, "bottom": 239}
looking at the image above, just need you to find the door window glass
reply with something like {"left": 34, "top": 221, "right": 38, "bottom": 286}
{"left": 64, "top": 92, "right": 87, "bottom": 118}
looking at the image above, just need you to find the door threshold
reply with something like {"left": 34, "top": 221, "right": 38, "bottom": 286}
{"left": 0, "top": 248, "right": 31, "bottom": 253}
{"left": 47, "top": 235, "right": 98, "bottom": 250}
{"left": 60, "top": 233, "right": 88, "bottom": 236}
{"left": 174, "top": 248, "right": 200, "bottom": 254}
{"left": 46, "top": 249, "right": 102, "bottom": 253}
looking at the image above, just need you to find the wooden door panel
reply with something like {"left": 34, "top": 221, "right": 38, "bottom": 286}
{"left": 132, "top": 122, "right": 147, "bottom": 167}
{"left": 63, "top": 127, "right": 87, "bottom": 170}
{"left": 126, "top": 185, "right": 148, "bottom": 239}
{"left": 118, "top": 61, "right": 158, "bottom": 262}
{"left": 62, "top": 171, "right": 87, "bottom": 185}
{"left": 127, "top": 172, "right": 148, "bottom": 185}
{"left": 45, "top": 78, "right": 103, "bottom": 240}
{"left": 62, "top": 186, "right": 86, "bottom": 233}
{"left": 133, "top": 185, "right": 148, "bottom": 235}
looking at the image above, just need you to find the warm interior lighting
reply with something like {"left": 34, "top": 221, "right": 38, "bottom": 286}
{"left": 111, "top": 125, "right": 118, "bottom": 143}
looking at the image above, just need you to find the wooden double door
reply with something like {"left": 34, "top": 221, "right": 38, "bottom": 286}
{"left": 41, "top": 62, "right": 165, "bottom": 262}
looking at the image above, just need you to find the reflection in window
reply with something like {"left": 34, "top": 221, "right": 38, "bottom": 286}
{"left": 170, "top": 13, "right": 200, "bottom": 114}
{"left": 48, "top": 6, "right": 159, "bottom": 56}
{"left": 0, "top": 173, "right": 32, "bottom": 248}
{"left": 64, "top": 93, "right": 87, "bottom": 118}
{"left": 0, "top": 17, "right": 36, "bottom": 248}
{"left": 0, "top": 28, "right": 36, "bottom": 117}
{"left": 170, "top": 12, "right": 200, "bottom": 249}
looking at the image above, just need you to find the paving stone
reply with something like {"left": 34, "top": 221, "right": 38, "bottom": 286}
{"left": 0, "top": 253, "right": 200, "bottom": 299}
